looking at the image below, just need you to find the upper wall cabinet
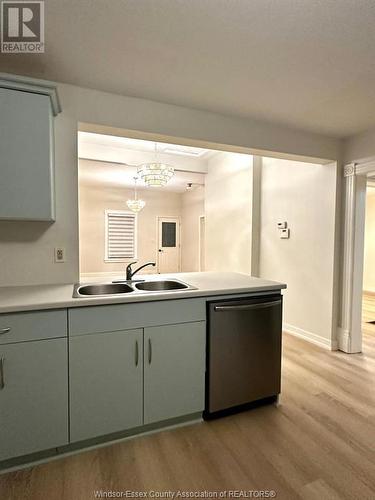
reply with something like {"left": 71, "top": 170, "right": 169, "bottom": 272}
{"left": 0, "top": 73, "right": 61, "bottom": 221}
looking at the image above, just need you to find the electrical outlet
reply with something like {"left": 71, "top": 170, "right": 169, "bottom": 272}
{"left": 54, "top": 247, "right": 66, "bottom": 263}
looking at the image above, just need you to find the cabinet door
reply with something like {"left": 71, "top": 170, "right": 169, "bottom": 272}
{"left": 144, "top": 322, "right": 206, "bottom": 424}
{"left": 0, "top": 88, "right": 54, "bottom": 220}
{"left": 70, "top": 329, "right": 143, "bottom": 442}
{"left": 0, "top": 339, "right": 68, "bottom": 461}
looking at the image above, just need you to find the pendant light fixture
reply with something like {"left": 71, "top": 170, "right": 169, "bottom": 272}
{"left": 126, "top": 177, "right": 146, "bottom": 213}
{"left": 137, "top": 143, "right": 174, "bottom": 187}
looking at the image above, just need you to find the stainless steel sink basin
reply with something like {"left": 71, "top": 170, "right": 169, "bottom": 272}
{"left": 135, "top": 280, "right": 190, "bottom": 291}
{"left": 74, "top": 283, "right": 134, "bottom": 297}
{"left": 73, "top": 278, "right": 196, "bottom": 298}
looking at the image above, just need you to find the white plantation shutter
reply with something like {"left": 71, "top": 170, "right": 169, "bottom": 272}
{"left": 105, "top": 210, "right": 137, "bottom": 261}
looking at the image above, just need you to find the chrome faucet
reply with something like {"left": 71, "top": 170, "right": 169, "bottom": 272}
{"left": 126, "top": 261, "right": 156, "bottom": 281}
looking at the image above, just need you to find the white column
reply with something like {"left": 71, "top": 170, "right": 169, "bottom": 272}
{"left": 339, "top": 164, "right": 366, "bottom": 353}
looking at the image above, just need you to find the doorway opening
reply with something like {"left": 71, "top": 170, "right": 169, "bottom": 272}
{"left": 77, "top": 131, "right": 210, "bottom": 280}
{"left": 361, "top": 180, "right": 375, "bottom": 349}
{"left": 77, "top": 130, "right": 255, "bottom": 281}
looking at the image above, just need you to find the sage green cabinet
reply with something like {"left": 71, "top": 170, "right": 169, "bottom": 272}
{"left": 144, "top": 322, "right": 206, "bottom": 424}
{"left": 0, "top": 77, "right": 60, "bottom": 221}
{"left": 69, "top": 329, "right": 143, "bottom": 442}
{"left": 69, "top": 320, "right": 206, "bottom": 441}
{"left": 0, "top": 338, "right": 69, "bottom": 461}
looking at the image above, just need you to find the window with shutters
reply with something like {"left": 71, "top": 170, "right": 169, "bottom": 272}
{"left": 104, "top": 210, "right": 137, "bottom": 262}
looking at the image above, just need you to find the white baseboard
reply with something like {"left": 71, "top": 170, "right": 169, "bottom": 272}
{"left": 283, "top": 323, "right": 337, "bottom": 350}
{"left": 336, "top": 327, "right": 362, "bottom": 353}
{"left": 337, "top": 327, "right": 350, "bottom": 352}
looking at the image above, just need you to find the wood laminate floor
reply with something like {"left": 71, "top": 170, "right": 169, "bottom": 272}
{"left": 0, "top": 331, "right": 374, "bottom": 500}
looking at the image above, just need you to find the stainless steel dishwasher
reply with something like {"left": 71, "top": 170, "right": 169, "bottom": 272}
{"left": 205, "top": 294, "right": 283, "bottom": 418}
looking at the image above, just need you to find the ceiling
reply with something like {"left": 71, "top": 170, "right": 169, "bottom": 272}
{"left": 2, "top": 1, "right": 375, "bottom": 137}
{"left": 79, "top": 159, "right": 205, "bottom": 193}
{"left": 78, "top": 132, "right": 213, "bottom": 163}
{"left": 78, "top": 132, "right": 214, "bottom": 193}
{"left": 78, "top": 133, "right": 209, "bottom": 192}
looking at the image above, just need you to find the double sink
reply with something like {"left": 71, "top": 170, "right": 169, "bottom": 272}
{"left": 73, "top": 279, "right": 196, "bottom": 298}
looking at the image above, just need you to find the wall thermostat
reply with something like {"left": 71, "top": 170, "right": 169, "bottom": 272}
{"left": 280, "top": 228, "right": 290, "bottom": 239}
{"left": 277, "top": 221, "right": 287, "bottom": 229}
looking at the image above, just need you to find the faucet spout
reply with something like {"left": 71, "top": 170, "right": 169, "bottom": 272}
{"left": 126, "top": 261, "right": 156, "bottom": 281}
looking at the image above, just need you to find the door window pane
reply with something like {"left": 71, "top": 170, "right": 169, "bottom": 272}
{"left": 162, "top": 222, "right": 176, "bottom": 247}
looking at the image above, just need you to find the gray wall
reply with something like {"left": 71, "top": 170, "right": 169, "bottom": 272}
{"left": 181, "top": 186, "right": 205, "bottom": 272}
{"left": 0, "top": 79, "right": 340, "bottom": 287}
{"left": 344, "top": 126, "right": 375, "bottom": 163}
{"left": 258, "top": 157, "right": 338, "bottom": 348}
{"left": 205, "top": 152, "right": 254, "bottom": 274}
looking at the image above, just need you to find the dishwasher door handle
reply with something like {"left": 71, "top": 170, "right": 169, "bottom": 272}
{"left": 214, "top": 300, "right": 281, "bottom": 312}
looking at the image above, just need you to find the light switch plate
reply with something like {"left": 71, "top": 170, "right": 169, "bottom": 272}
{"left": 54, "top": 247, "right": 66, "bottom": 263}
{"left": 277, "top": 221, "right": 287, "bottom": 229}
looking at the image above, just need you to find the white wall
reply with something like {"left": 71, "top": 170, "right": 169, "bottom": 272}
{"left": 181, "top": 186, "right": 205, "bottom": 272}
{"left": 259, "top": 157, "right": 338, "bottom": 348}
{"left": 205, "top": 152, "right": 254, "bottom": 274}
{"left": 79, "top": 181, "right": 182, "bottom": 276}
{"left": 79, "top": 158, "right": 206, "bottom": 276}
{"left": 363, "top": 187, "right": 375, "bottom": 293}
{"left": 0, "top": 78, "right": 340, "bottom": 287}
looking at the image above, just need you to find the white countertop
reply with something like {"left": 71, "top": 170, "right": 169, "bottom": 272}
{"left": 0, "top": 272, "right": 286, "bottom": 314}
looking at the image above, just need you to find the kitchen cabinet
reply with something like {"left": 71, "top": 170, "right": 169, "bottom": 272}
{"left": 144, "top": 322, "right": 206, "bottom": 424}
{"left": 70, "top": 329, "right": 143, "bottom": 442}
{"left": 69, "top": 308, "right": 206, "bottom": 440}
{"left": 0, "top": 338, "right": 69, "bottom": 461}
{"left": 0, "top": 74, "right": 61, "bottom": 221}
{"left": 0, "top": 309, "right": 67, "bottom": 345}
{"left": 68, "top": 298, "right": 206, "bottom": 336}
{"left": 68, "top": 300, "right": 206, "bottom": 438}
{"left": 0, "top": 285, "right": 284, "bottom": 466}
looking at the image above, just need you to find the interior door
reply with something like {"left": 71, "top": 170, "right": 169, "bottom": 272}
{"left": 157, "top": 217, "right": 180, "bottom": 273}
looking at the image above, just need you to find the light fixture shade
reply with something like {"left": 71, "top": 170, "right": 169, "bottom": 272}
{"left": 137, "top": 162, "right": 174, "bottom": 187}
{"left": 127, "top": 176, "right": 145, "bottom": 212}
{"left": 126, "top": 199, "right": 146, "bottom": 213}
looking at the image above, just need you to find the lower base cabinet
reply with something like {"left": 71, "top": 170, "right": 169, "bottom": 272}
{"left": 0, "top": 338, "right": 68, "bottom": 461}
{"left": 69, "top": 329, "right": 143, "bottom": 442}
{"left": 69, "top": 321, "right": 206, "bottom": 441}
{"left": 144, "top": 322, "right": 206, "bottom": 424}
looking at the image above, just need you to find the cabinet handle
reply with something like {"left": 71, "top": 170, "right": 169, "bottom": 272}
{"left": 0, "top": 328, "right": 11, "bottom": 335}
{"left": 148, "top": 338, "right": 152, "bottom": 364}
{"left": 135, "top": 340, "right": 139, "bottom": 367}
{"left": 0, "top": 358, "right": 5, "bottom": 390}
